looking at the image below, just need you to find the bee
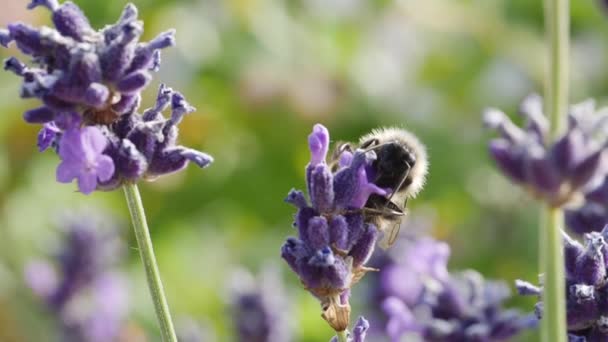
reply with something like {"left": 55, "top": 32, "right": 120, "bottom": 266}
{"left": 332, "top": 127, "right": 428, "bottom": 248}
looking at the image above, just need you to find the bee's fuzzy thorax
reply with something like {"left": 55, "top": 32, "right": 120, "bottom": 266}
{"left": 359, "top": 127, "right": 428, "bottom": 199}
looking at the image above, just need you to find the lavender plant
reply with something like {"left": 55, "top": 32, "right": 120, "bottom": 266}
{"left": 229, "top": 266, "right": 291, "bottom": 342}
{"left": 371, "top": 235, "right": 533, "bottom": 341}
{"left": 281, "top": 124, "right": 384, "bottom": 340}
{"left": 516, "top": 226, "right": 608, "bottom": 341}
{"left": 484, "top": 96, "right": 607, "bottom": 209}
{"left": 25, "top": 213, "right": 128, "bottom": 342}
{"left": 0, "top": 1, "right": 213, "bottom": 340}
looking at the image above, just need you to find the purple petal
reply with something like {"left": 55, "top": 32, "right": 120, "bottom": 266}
{"left": 56, "top": 159, "right": 79, "bottom": 183}
{"left": 7, "top": 23, "right": 44, "bottom": 55}
{"left": 308, "top": 164, "right": 334, "bottom": 212}
{"left": 564, "top": 231, "right": 585, "bottom": 277}
{"left": 23, "top": 106, "right": 55, "bottom": 123}
{"left": 352, "top": 316, "right": 369, "bottom": 342}
{"left": 3, "top": 57, "right": 26, "bottom": 75}
{"left": 525, "top": 150, "right": 561, "bottom": 194}
{"left": 329, "top": 216, "right": 349, "bottom": 250}
{"left": 284, "top": 189, "right": 308, "bottom": 209}
{"left": 127, "top": 30, "right": 175, "bottom": 72}
{"left": 170, "top": 92, "right": 195, "bottom": 126}
{"left": 305, "top": 216, "right": 330, "bottom": 250}
{"left": 349, "top": 224, "right": 378, "bottom": 267}
{"left": 551, "top": 129, "right": 584, "bottom": 175}
{"left": 77, "top": 170, "right": 98, "bottom": 194}
{"left": 308, "top": 124, "right": 330, "bottom": 165}
{"left": 82, "top": 126, "right": 109, "bottom": 155}
{"left": 0, "top": 29, "right": 12, "bottom": 47}
{"left": 58, "top": 128, "right": 85, "bottom": 162}
{"left": 27, "top": 0, "right": 58, "bottom": 10}
{"left": 83, "top": 83, "right": 110, "bottom": 108}
{"left": 586, "top": 177, "right": 608, "bottom": 204}
{"left": 565, "top": 204, "right": 607, "bottom": 235}
{"left": 570, "top": 149, "right": 604, "bottom": 188}
{"left": 100, "top": 21, "right": 142, "bottom": 81}
{"left": 519, "top": 94, "right": 548, "bottom": 141}
{"left": 488, "top": 139, "right": 526, "bottom": 183}
{"left": 52, "top": 1, "right": 92, "bottom": 41}
{"left": 37, "top": 123, "right": 59, "bottom": 151}
{"left": 116, "top": 70, "right": 151, "bottom": 94}
{"left": 96, "top": 155, "right": 115, "bottom": 182}
{"left": 180, "top": 148, "right": 213, "bottom": 168}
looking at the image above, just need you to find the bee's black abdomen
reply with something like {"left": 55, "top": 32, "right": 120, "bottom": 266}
{"left": 373, "top": 142, "right": 416, "bottom": 190}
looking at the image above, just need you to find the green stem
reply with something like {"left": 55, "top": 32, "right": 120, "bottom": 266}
{"left": 123, "top": 183, "right": 177, "bottom": 342}
{"left": 335, "top": 330, "right": 348, "bottom": 342}
{"left": 542, "top": 0, "right": 569, "bottom": 340}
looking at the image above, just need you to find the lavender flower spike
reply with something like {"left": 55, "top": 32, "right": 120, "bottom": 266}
{"left": 517, "top": 226, "right": 608, "bottom": 340}
{"left": 1, "top": 1, "right": 213, "bottom": 193}
{"left": 370, "top": 235, "right": 533, "bottom": 342}
{"left": 484, "top": 95, "right": 608, "bottom": 208}
{"left": 25, "top": 212, "right": 128, "bottom": 342}
{"left": 230, "top": 265, "right": 292, "bottom": 342}
{"left": 282, "top": 124, "right": 387, "bottom": 332}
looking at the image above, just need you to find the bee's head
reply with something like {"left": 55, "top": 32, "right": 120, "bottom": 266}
{"left": 369, "top": 141, "right": 415, "bottom": 190}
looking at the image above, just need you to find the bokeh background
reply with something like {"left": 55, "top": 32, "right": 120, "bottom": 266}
{"left": 1, "top": 0, "right": 608, "bottom": 341}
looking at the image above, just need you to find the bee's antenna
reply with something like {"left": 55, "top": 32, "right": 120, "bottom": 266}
{"left": 360, "top": 141, "right": 394, "bottom": 154}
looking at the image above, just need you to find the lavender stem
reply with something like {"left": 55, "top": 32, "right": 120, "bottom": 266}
{"left": 541, "top": 0, "right": 569, "bottom": 340}
{"left": 123, "top": 183, "right": 177, "bottom": 341}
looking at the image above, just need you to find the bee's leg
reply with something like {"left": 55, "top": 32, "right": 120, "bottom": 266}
{"left": 384, "top": 161, "right": 411, "bottom": 205}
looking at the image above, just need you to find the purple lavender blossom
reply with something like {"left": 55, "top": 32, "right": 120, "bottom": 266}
{"left": 25, "top": 213, "right": 128, "bottom": 342}
{"left": 517, "top": 226, "right": 608, "bottom": 340}
{"left": 230, "top": 266, "right": 291, "bottom": 342}
{"left": 281, "top": 123, "right": 388, "bottom": 332}
{"left": 56, "top": 127, "right": 114, "bottom": 194}
{"left": 1, "top": 1, "right": 212, "bottom": 194}
{"left": 484, "top": 96, "right": 607, "bottom": 208}
{"left": 371, "top": 236, "right": 533, "bottom": 342}
{"left": 565, "top": 176, "right": 608, "bottom": 234}
{"left": 330, "top": 316, "right": 370, "bottom": 342}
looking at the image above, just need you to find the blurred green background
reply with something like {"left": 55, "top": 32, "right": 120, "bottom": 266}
{"left": 1, "top": 0, "right": 608, "bottom": 341}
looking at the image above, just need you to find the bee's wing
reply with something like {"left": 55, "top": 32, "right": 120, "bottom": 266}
{"left": 378, "top": 217, "right": 403, "bottom": 250}
{"left": 377, "top": 198, "right": 408, "bottom": 250}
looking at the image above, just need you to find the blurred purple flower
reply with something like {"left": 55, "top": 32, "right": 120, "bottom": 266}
{"left": 24, "top": 213, "right": 128, "bottom": 342}
{"left": 230, "top": 266, "right": 291, "bottom": 342}
{"left": 281, "top": 123, "right": 388, "bottom": 332}
{"left": 517, "top": 226, "right": 608, "bottom": 340}
{"left": 370, "top": 236, "right": 533, "bottom": 342}
{"left": 565, "top": 176, "right": 608, "bottom": 234}
{"left": 330, "top": 316, "right": 370, "bottom": 342}
{"left": 1, "top": 1, "right": 212, "bottom": 194}
{"left": 484, "top": 96, "right": 608, "bottom": 208}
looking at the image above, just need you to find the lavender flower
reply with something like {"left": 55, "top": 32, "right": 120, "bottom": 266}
{"left": 374, "top": 236, "right": 533, "bottom": 341}
{"left": 1, "top": 1, "right": 212, "bottom": 194}
{"left": 229, "top": 266, "right": 291, "bottom": 342}
{"left": 25, "top": 213, "right": 128, "bottom": 342}
{"left": 281, "top": 124, "right": 388, "bottom": 332}
{"left": 565, "top": 177, "right": 608, "bottom": 234}
{"left": 517, "top": 226, "right": 608, "bottom": 341}
{"left": 484, "top": 96, "right": 608, "bottom": 208}
{"left": 330, "top": 316, "right": 370, "bottom": 342}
